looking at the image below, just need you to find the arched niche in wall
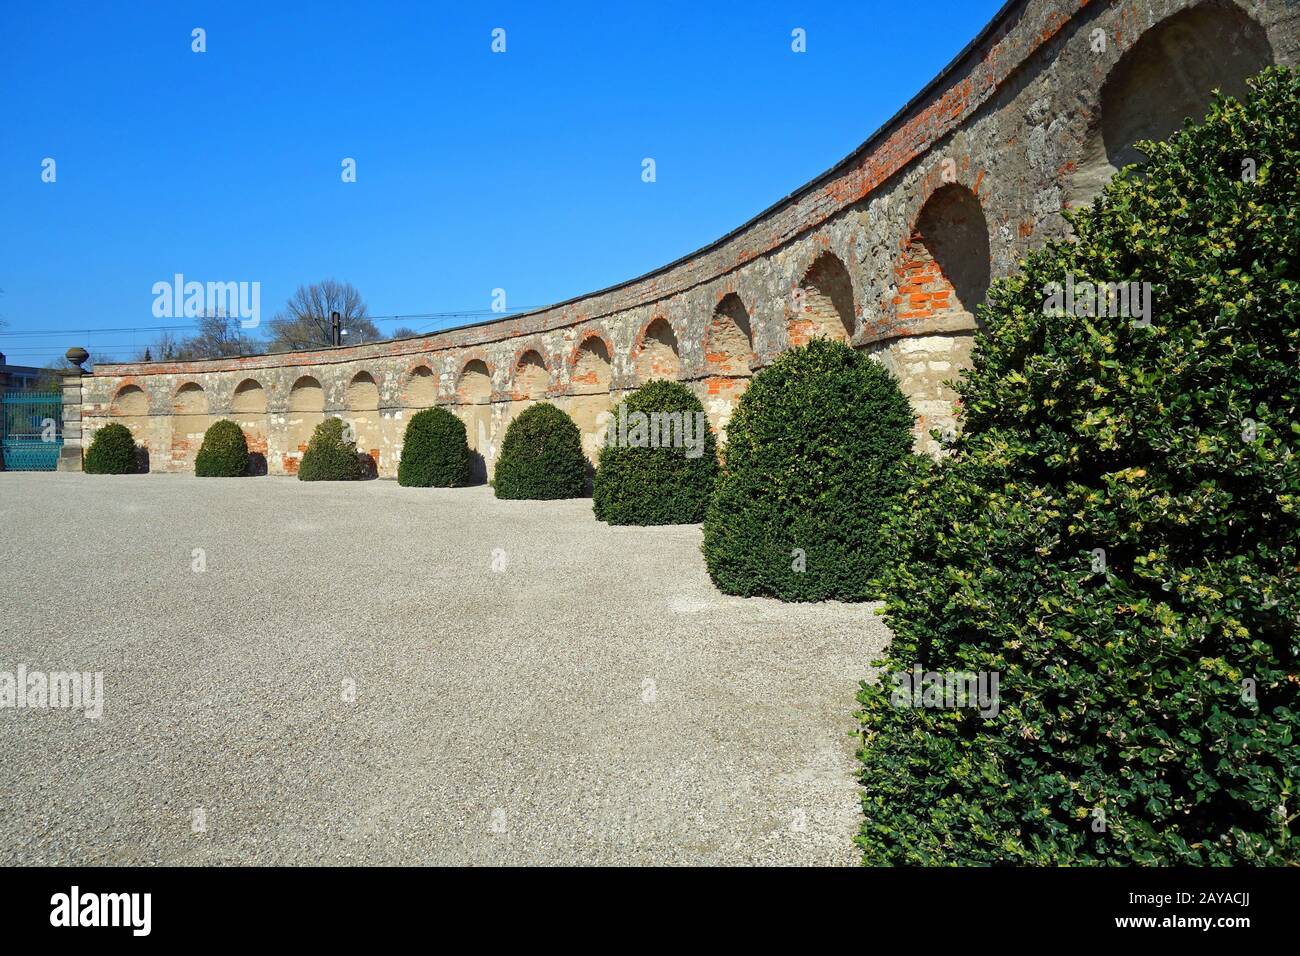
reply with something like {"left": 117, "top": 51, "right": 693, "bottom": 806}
{"left": 231, "top": 378, "right": 267, "bottom": 415}
{"left": 456, "top": 359, "right": 493, "bottom": 405}
{"left": 572, "top": 336, "right": 612, "bottom": 394}
{"left": 791, "top": 252, "right": 855, "bottom": 346}
{"left": 1068, "top": 2, "right": 1273, "bottom": 208}
{"left": 569, "top": 334, "right": 614, "bottom": 462}
{"left": 514, "top": 350, "right": 550, "bottom": 401}
{"left": 111, "top": 384, "right": 148, "bottom": 418}
{"left": 633, "top": 317, "right": 681, "bottom": 383}
{"left": 403, "top": 365, "right": 437, "bottom": 408}
{"left": 108, "top": 384, "right": 150, "bottom": 460}
{"left": 346, "top": 371, "right": 380, "bottom": 411}
{"left": 230, "top": 378, "right": 268, "bottom": 472}
{"left": 286, "top": 375, "right": 326, "bottom": 468}
{"left": 170, "top": 382, "right": 209, "bottom": 467}
{"left": 704, "top": 293, "right": 753, "bottom": 376}
{"left": 896, "top": 183, "right": 990, "bottom": 328}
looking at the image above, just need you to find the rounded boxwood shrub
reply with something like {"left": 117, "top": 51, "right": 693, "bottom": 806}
{"left": 194, "top": 419, "right": 249, "bottom": 477}
{"left": 702, "top": 338, "right": 914, "bottom": 601}
{"left": 397, "top": 407, "right": 471, "bottom": 487}
{"left": 83, "top": 422, "right": 138, "bottom": 475}
{"left": 856, "top": 68, "right": 1300, "bottom": 865}
{"left": 494, "top": 402, "right": 586, "bottom": 499}
{"left": 298, "top": 417, "right": 366, "bottom": 482}
{"left": 592, "top": 379, "right": 717, "bottom": 525}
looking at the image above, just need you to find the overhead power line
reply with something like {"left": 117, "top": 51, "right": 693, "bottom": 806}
{"left": 0, "top": 324, "right": 198, "bottom": 339}
{"left": 0, "top": 308, "right": 539, "bottom": 340}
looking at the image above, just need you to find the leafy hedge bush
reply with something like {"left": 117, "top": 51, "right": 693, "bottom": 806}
{"left": 194, "top": 419, "right": 249, "bottom": 477}
{"left": 592, "top": 379, "right": 717, "bottom": 525}
{"left": 83, "top": 422, "right": 139, "bottom": 474}
{"left": 702, "top": 338, "right": 914, "bottom": 601}
{"left": 298, "top": 417, "right": 367, "bottom": 482}
{"left": 494, "top": 402, "right": 586, "bottom": 499}
{"left": 397, "top": 407, "right": 472, "bottom": 487}
{"left": 857, "top": 68, "right": 1300, "bottom": 865}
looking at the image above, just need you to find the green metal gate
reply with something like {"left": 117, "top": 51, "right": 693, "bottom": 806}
{"left": 2, "top": 391, "right": 63, "bottom": 471}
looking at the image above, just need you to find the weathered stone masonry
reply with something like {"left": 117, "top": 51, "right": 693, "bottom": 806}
{"left": 72, "top": 0, "right": 1299, "bottom": 477}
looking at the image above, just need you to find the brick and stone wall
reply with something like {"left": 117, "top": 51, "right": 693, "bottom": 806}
{"left": 78, "top": 0, "right": 1300, "bottom": 476}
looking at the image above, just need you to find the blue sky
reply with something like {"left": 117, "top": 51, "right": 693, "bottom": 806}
{"left": 0, "top": 0, "right": 1003, "bottom": 366}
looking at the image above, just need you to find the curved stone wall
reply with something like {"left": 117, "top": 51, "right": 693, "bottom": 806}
{"left": 80, "top": 0, "right": 1300, "bottom": 478}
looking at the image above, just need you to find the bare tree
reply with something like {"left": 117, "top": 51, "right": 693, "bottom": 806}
{"left": 136, "top": 314, "right": 253, "bottom": 362}
{"left": 137, "top": 330, "right": 185, "bottom": 362}
{"left": 265, "top": 280, "right": 379, "bottom": 351}
{"left": 186, "top": 312, "right": 254, "bottom": 358}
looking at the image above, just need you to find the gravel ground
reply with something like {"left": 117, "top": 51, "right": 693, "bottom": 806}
{"left": 0, "top": 472, "right": 888, "bottom": 866}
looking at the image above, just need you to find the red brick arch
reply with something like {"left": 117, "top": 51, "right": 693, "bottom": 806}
{"left": 569, "top": 330, "right": 614, "bottom": 394}
{"left": 345, "top": 370, "right": 380, "bottom": 411}
{"left": 631, "top": 315, "right": 682, "bottom": 383}
{"left": 288, "top": 375, "right": 325, "bottom": 411}
{"left": 401, "top": 361, "right": 438, "bottom": 408}
{"left": 1067, "top": 3, "right": 1272, "bottom": 209}
{"left": 892, "top": 180, "right": 991, "bottom": 331}
{"left": 704, "top": 293, "right": 753, "bottom": 376}
{"left": 230, "top": 377, "right": 268, "bottom": 414}
{"left": 455, "top": 354, "right": 495, "bottom": 404}
{"left": 789, "top": 250, "right": 856, "bottom": 347}
{"left": 402, "top": 358, "right": 436, "bottom": 378}
{"left": 172, "top": 381, "right": 207, "bottom": 415}
{"left": 110, "top": 382, "right": 149, "bottom": 417}
{"left": 511, "top": 347, "right": 551, "bottom": 401}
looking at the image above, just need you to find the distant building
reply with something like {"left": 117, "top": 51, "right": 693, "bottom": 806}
{"left": 0, "top": 352, "right": 46, "bottom": 391}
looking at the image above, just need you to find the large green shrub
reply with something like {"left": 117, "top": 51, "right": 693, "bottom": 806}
{"left": 83, "top": 422, "right": 139, "bottom": 475}
{"left": 592, "top": 379, "right": 717, "bottom": 525}
{"left": 702, "top": 339, "right": 914, "bottom": 601}
{"left": 297, "top": 417, "right": 366, "bottom": 482}
{"left": 494, "top": 402, "right": 586, "bottom": 499}
{"left": 194, "top": 419, "right": 249, "bottom": 477}
{"left": 397, "top": 407, "right": 472, "bottom": 487}
{"left": 857, "top": 68, "right": 1300, "bottom": 865}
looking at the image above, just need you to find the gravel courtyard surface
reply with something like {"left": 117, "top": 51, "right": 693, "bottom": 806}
{"left": 0, "top": 472, "right": 888, "bottom": 865}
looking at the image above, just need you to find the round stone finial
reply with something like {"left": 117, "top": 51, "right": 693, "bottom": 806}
{"left": 66, "top": 347, "right": 89, "bottom": 368}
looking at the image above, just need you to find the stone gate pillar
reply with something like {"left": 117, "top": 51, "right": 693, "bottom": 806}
{"left": 56, "top": 347, "right": 88, "bottom": 472}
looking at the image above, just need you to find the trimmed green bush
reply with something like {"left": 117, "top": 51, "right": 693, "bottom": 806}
{"left": 397, "top": 407, "right": 472, "bottom": 487}
{"left": 857, "top": 68, "right": 1300, "bottom": 865}
{"left": 194, "top": 419, "right": 249, "bottom": 477}
{"left": 592, "top": 379, "right": 717, "bottom": 525}
{"left": 494, "top": 402, "right": 586, "bottom": 499}
{"left": 702, "top": 338, "right": 914, "bottom": 601}
{"left": 83, "top": 422, "right": 139, "bottom": 475}
{"left": 297, "top": 417, "right": 366, "bottom": 482}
